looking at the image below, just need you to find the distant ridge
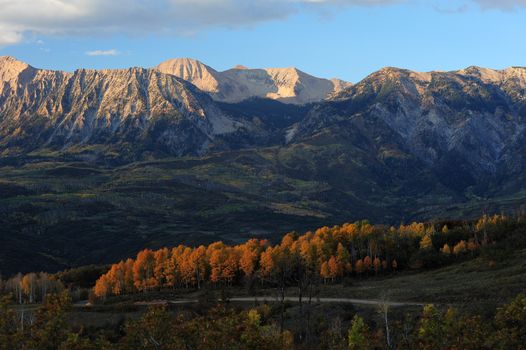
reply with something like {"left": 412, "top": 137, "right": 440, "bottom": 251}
{"left": 156, "top": 58, "right": 352, "bottom": 104}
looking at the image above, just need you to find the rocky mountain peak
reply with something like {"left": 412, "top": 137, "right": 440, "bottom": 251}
{"left": 155, "top": 58, "right": 350, "bottom": 105}
{"left": 0, "top": 55, "right": 28, "bottom": 66}
{"left": 0, "top": 57, "right": 245, "bottom": 157}
{"left": 233, "top": 65, "right": 249, "bottom": 70}
{"left": 156, "top": 58, "right": 220, "bottom": 93}
{"left": 457, "top": 66, "right": 504, "bottom": 83}
{"left": 503, "top": 66, "right": 526, "bottom": 81}
{"left": 2, "top": 56, "right": 526, "bottom": 202}
{"left": 0, "top": 56, "right": 34, "bottom": 83}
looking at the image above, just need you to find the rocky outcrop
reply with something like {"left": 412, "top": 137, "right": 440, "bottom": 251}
{"left": 0, "top": 56, "right": 241, "bottom": 156}
{"left": 156, "top": 58, "right": 351, "bottom": 104}
{"left": 295, "top": 66, "right": 526, "bottom": 191}
{"left": 2, "top": 55, "right": 526, "bottom": 194}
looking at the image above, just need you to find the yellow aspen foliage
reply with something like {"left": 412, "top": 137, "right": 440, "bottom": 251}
{"left": 453, "top": 240, "right": 467, "bottom": 255}
{"left": 441, "top": 244, "right": 451, "bottom": 255}
{"left": 259, "top": 247, "right": 275, "bottom": 279}
{"left": 327, "top": 256, "right": 340, "bottom": 279}
{"left": 419, "top": 234, "right": 433, "bottom": 250}
{"left": 320, "top": 261, "right": 331, "bottom": 281}
{"left": 240, "top": 246, "right": 258, "bottom": 277}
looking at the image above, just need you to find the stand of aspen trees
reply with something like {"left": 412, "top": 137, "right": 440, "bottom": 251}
{"left": 94, "top": 214, "right": 506, "bottom": 299}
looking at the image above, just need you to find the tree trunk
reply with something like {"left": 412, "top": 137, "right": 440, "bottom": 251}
{"left": 280, "top": 275, "right": 285, "bottom": 333}
{"left": 298, "top": 284, "right": 303, "bottom": 316}
{"left": 382, "top": 304, "right": 391, "bottom": 349}
{"left": 306, "top": 280, "right": 315, "bottom": 344}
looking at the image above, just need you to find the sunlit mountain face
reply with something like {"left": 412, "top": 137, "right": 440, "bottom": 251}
{"left": 1, "top": 55, "right": 526, "bottom": 274}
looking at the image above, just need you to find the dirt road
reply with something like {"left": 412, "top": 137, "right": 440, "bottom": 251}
{"left": 129, "top": 296, "right": 424, "bottom": 307}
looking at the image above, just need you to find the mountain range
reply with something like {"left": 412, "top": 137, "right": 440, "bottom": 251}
{"left": 2, "top": 55, "right": 526, "bottom": 188}
{"left": 156, "top": 58, "right": 351, "bottom": 104}
{"left": 1, "top": 55, "right": 526, "bottom": 274}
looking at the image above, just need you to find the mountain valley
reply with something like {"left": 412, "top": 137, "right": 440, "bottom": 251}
{"left": 1, "top": 56, "right": 526, "bottom": 274}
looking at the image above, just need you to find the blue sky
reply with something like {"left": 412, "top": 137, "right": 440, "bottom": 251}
{"left": 0, "top": 0, "right": 525, "bottom": 82}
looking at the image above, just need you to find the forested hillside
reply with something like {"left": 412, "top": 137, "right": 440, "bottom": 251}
{"left": 91, "top": 213, "right": 522, "bottom": 300}
{"left": 3, "top": 57, "right": 526, "bottom": 275}
{"left": 1, "top": 213, "right": 525, "bottom": 349}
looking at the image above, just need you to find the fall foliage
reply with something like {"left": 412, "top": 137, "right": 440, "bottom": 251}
{"left": 93, "top": 214, "right": 507, "bottom": 299}
{"left": 0, "top": 212, "right": 525, "bottom": 349}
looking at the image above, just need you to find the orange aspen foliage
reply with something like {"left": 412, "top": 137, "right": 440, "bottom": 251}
{"left": 179, "top": 248, "right": 196, "bottom": 287}
{"left": 94, "top": 274, "right": 111, "bottom": 299}
{"left": 107, "top": 262, "right": 125, "bottom": 295}
{"left": 163, "top": 248, "right": 178, "bottom": 288}
{"left": 281, "top": 232, "right": 296, "bottom": 249}
{"left": 240, "top": 247, "right": 259, "bottom": 278}
{"left": 299, "top": 240, "right": 318, "bottom": 271}
{"left": 441, "top": 244, "right": 452, "bottom": 255}
{"left": 259, "top": 247, "right": 275, "bottom": 279}
{"left": 153, "top": 248, "right": 169, "bottom": 288}
{"left": 133, "top": 249, "right": 155, "bottom": 292}
{"left": 327, "top": 256, "right": 340, "bottom": 279}
{"left": 94, "top": 215, "right": 508, "bottom": 298}
{"left": 320, "top": 261, "right": 330, "bottom": 282}
{"left": 363, "top": 256, "right": 372, "bottom": 273}
{"left": 355, "top": 259, "right": 364, "bottom": 275}
{"left": 209, "top": 249, "right": 225, "bottom": 283}
{"left": 373, "top": 257, "right": 381, "bottom": 275}
{"left": 191, "top": 245, "right": 208, "bottom": 288}
{"left": 21, "top": 273, "right": 37, "bottom": 303}
{"left": 222, "top": 249, "right": 239, "bottom": 283}
{"left": 419, "top": 234, "right": 433, "bottom": 250}
{"left": 453, "top": 240, "right": 468, "bottom": 255}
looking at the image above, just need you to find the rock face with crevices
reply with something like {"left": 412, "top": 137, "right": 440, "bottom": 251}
{"left": 2, "top": 55, "right": 526, "bottom": 196}
{"left": 156, "top": 58, "right": 352, "bottom": 104}
{"left": 293, "top": 65, "right": 526, "bottom": 192}
{"left": 0, "top": 56, "right": 242, "bottom": 156}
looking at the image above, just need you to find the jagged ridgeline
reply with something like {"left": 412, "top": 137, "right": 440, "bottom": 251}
{"left": 2, "top": 56, "right": 526, "bottom": 275}
{"left": 2, "top": 55, "right": 526, "bottom": 173}
{"left": 0, "top": 56, "right": 241, "bottom": 157}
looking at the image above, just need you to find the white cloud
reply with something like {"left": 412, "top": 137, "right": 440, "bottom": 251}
{"left": 0, "top": 0, "right": 399, "bottom": 46}
{"left": 85, "top": 49, "right": 120, "bottom": 56}
{"left": 0, "top": 25, "right": 23, "bottom": 46}
{"left": 1, "top": 0, "right": 523, "bottom": 46}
